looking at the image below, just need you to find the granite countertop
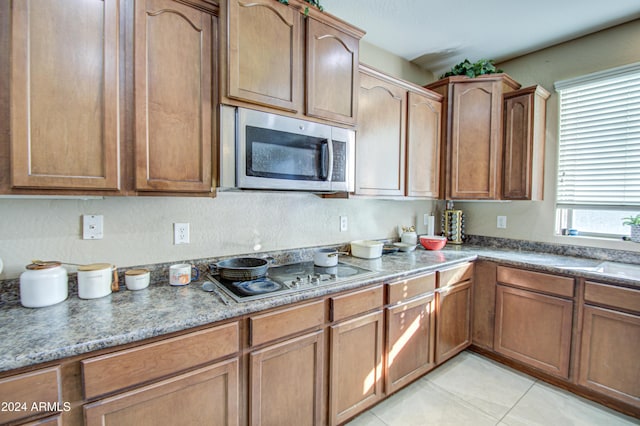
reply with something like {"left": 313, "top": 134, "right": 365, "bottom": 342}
{"left": 1, "top": 244, "right": 639, "bottom": 374}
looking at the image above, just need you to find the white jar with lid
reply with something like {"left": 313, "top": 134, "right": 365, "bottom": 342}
{"left": 20, "top": 262, "right": 68, "bottom": 308}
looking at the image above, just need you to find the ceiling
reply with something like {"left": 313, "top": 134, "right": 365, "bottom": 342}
{"left": 321, "top": 0, "right": 640, "bottom": 77}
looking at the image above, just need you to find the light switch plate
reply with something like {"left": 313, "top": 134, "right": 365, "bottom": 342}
{"left": 83, "top": 215, "right": 104, "bottom": 240}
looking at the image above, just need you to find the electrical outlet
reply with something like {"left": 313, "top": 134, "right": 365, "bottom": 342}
{"left": 82, "top": 215, "right": 104, "bottom": 240}
{"left": 340, "top": 216, "right": 348, "bottom": 232}
{"left": 174, "top": 223, "right": 190, "bottom": 244}
{"left": 497, "top": 216, "right": 507, "bottom": 229}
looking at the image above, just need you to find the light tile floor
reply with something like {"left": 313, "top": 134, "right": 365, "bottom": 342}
{"left": 346, "top": 351, "right": 639, "bottom": 426}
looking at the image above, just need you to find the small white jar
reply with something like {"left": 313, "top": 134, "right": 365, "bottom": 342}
{"left": 20, "top": 262, "right": 68, "bottom": 308}
{"left": 125, "top": 269, "right": 150, "bottom": 291}
{"left": 77, "top": 263, "right": 114, "bottom": 299}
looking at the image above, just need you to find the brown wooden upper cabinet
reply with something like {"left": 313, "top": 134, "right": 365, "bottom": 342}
{"left": 426, "top": 74, "right": 521, "bottom": 200}
{"left": 356, "top": 65, "right": 442, "bottom": 198}
{"left": 226, "top": 0, "right": 301, "bottom": 112}
{"left": 222, "top": 0, "right": 363, "bottom": 124}
{"left": 4, "top": 0, "right": 219, "bottom": 196}
{"left": 306, "top": 17, "right": 359, "bottom": 125}
{"left": 9, "top": 0, "right": 120, "bottom": 191}
{"left": 134, "top": 0, "right": 215, "bottom": 193}
{"left": 502, "top": 85, "right": 550, "bottom": 200}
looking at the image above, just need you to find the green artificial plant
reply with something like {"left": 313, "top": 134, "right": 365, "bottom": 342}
{"left": 622, "top": 214, "right": 640, "bottom": 226}
{"left": 440, "top": 59, "right": 503, "bottom": 79}
{"left": 279, "top": 0, "right": 324, "bottom": 16}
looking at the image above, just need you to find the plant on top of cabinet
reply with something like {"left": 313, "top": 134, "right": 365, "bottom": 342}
{"left": 440, "top": 58, "right": 503, "bottom": 79}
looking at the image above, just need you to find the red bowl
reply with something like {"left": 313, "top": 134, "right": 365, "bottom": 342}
{"left": 419, "top": 235, "right": 447, "bottom": 250}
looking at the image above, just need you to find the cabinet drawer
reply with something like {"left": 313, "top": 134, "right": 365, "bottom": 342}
{"left": 437, "top": 262, "right": 474, "bottom": 288}
{"left": 250, "top": 300, "right": 325, "bottom": 347}
{"left": 0, "top": 366, "right": 61, "bottom": 424}
{"left": 584, "top": 282, "right": 640, "bottom": 314}
{"left": 331, "top": 285, "right": 383, "bottom": 322}
{"left": 82, "top": 322, "right": 239, "bottom": 400}
{"left": 388, "top": 273, "right": 435, "bottom": 304}
{"left": 497, "top": 266, "right": 574, "bottom": 298}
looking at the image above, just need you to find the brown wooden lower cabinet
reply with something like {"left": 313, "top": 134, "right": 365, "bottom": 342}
{"left": 249, "top": 330, "right": 324, "bottom": 426}
{"left": 386, "top": 293, "right": 435, "bottom": 394}
{"left": 435, "top": 280, "right": 472, "bottom": 364}
{"left": 329, "top": 310, "right": 384, "bottom": 426}
{"left": 494, "top": 284, "right": 573, "bottom": 379}
{"left": 579, "top": 305, "right": 640, "bottom": 407}
{"left": 84, "top": 358, "right": 239, "bottom": 425}
{"left": 0, "top": 366, "right": 61, "bottom": 425}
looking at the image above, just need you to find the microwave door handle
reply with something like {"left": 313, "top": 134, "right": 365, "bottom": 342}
{"left": 320, "top": 140, "right": 330, "bottom": 181}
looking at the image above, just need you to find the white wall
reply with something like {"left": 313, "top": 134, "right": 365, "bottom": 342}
{"left": 456, "top": 19, "right": 640, "bottom": 253}
{"left": 0, "top": 193, "right": 434, "bottom": 279}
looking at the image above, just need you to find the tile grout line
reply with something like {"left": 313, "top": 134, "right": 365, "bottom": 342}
{"left": 496, "top": 378, "right": 539, "bottom": 425}
{"left": 422, "top": 375, "right": 504, "bottom": 424}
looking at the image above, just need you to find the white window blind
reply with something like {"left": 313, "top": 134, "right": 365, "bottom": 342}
{"left": 555, "top": 63, "right": 640, "bottom": 208}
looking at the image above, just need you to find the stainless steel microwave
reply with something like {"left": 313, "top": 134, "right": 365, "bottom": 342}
{"left": 220, "top": 106, "right": 355, "bottom": 192}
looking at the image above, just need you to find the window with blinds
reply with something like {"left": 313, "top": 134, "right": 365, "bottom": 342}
{"left": 554, "top": 63, "right": 640, "bottom": 238}
{"left": 555, "top": 63, "right": 640, "bottom": 208}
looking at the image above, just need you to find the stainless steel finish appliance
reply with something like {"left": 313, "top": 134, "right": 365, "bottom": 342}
{"left": 207, "top": 260, "right": 378, "bottom": 303}
{"left": 220, "top": 105, "right": 355, "bottom": 192}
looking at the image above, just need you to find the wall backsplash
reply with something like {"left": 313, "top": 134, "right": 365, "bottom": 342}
{"left": 0, "top": 193, "right": 434, "bottom": 279}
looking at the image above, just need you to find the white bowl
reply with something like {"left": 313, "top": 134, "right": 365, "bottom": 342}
{"left": 393, "top": 242, "right": 417, "bottom": 252}
{"left": 350, "top": 240, "right": 383, "bottom": 259}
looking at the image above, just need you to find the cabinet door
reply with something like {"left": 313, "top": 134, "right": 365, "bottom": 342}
{"left": 306, "top": 17, "right": 358, "bottom": 125}
{"left": 227, "top": 0, "right": 301, "bottom": 112}
{"left": 134, "top": 0, "right": 214, "bottom": 193}
{"left": 250, "top": 331, "right": 324, "bottom": 426}
{"left": 386, "top": 294, "right": 435, "bottom": 394}
{"left": 329, "top": 311, "right": 384, "bottom": 426}
{"left": 472, "top": 261, "right": 497, "bottom": 350}
{"left": 10, "top": 0, "right": 120, "bottom": 190}
{"left": 494, "top": 285, "right": 573, "bottom": 378}
{"left": 356, "top": 72, "right": 406, "bottom": 196}
{"left": 502, "top": 91, "right": 532, "bottom": 199}
{"left": 406, "top": 91, "right": 442, "bottom": 198}
{"left": 503, "top": 86, "right": 548, "bottom": 200}
{"left": 435, "top": 280, "right": 472, "bottom": 364}
{"left": 449, "top": 81, "right": 502, "bottom": 199}
{"left": 579, "top": 305, "right": 640, "bottom": 407}
{"left": 84, "top": 359, "right": 239, "bottom": 426}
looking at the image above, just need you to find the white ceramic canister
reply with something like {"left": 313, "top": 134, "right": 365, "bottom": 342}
{"left": 20, "top": 262, "right": 69, "bottom": 308}
{"left": 125, "top": 268, "right": 150, "bottom": 291}
{"left": 77, "top": 263, "right": 114, "bottom": 299}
